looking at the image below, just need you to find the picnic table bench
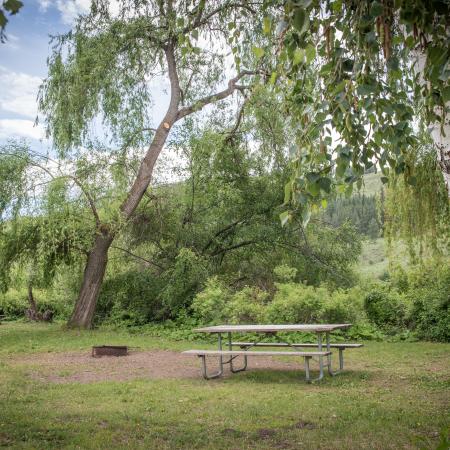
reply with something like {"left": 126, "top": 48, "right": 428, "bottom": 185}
{"left": 183, "top": 324, "right": 363, "bottom": 382}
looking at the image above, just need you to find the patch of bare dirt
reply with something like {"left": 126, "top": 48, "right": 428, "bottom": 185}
{"left": 7, "top": 350, "right": 304, "bottom": 384}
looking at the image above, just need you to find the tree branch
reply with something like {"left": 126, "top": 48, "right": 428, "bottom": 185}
{"left": 210, "top": 239, "right": 256, "bottom": 257}
{"left": 2, "top": 151, "right": 100, "bottom": 226}
{"left": 176, "top": 71, "right": 256, "bottom": 121}
{"left": 111, "top": 245, "right": 165, "bottom": 270}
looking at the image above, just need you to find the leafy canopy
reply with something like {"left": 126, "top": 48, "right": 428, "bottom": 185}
{"left": 258, "top": 0, "right": 450, "bottom": 224}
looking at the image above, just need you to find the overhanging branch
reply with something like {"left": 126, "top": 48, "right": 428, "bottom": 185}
{"left": 176, "top": 70, "right": 256, "bottom": 121}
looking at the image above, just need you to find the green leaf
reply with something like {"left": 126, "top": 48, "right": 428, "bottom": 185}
{"left": 301, "top": 208, "right": 311, "bottom": 227}
{"left": 293, "top": 48, "right": 305, "bottom": 65}
{"left": 370, "top": 1, "right": 383, "bottom": 17}
{"left": 191, "top": 29, "right": 199, "bottom": 40}
{"left": 263, "top": 16, "right": 271, "bottom": 34}
{"left": 357, "top": 84, "right": 377, "bottom": 95}
{"left": 387, "top": 56, "right": 399, "bottom": 71}
{"left": 284, "top": 182, "right": 292, "bottom": 204}
{"left": 4, "top": 0, "right": 23, "bottom": 14}
{"left": 336, "top": 163, "right": 346, "bottom": 178}
{"left": 321, "top": 198, "right": 328, "bottom": 209}
{"left": 318, "top": 177, "right": 331, "bottom": 193}
{"left": 279, "top": 211, "right": 290, "bottom": 227}
{"left": 292, "top": 8, "right": 309, "bottom": 35}
{"left": 0, "top": 11, "right": 7, "bottom": 29}
{"left": 305, "top": 44, "right": 316, "bottom": 63}
{"left": 269, "top": 71, "right": 277, "bottom": 85}
{"left": 441, "top": 86, "right": 450, "bottom": 102}
{"left": 306, "top": 172, "right": 321, "bottom": 183}
{"left": 307, "top": 182, "right": 320, "bottom": 197}
{"left": 252, "top": 46, "right": 265, "bottom": 59}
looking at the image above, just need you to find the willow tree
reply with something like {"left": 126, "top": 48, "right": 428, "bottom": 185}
{"left": 38, "top": 0, "right": 264, "bottom": 328}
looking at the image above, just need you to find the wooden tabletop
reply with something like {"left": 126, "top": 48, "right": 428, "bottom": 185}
{"left": 194, "top": 324, "right": 352, "bottom": 333}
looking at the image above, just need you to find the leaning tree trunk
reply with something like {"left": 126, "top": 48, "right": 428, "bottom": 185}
{"left": 67, "top": 45, "right": 181, "bottom": 329}
{"left": 68, "top": 230, "right": 114, "bottom": 328}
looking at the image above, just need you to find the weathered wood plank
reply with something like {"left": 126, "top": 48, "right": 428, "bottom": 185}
{"left": 193, "top": 324, "right": 351, "bottom": 333}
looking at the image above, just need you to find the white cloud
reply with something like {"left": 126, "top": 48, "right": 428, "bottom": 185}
{"left": 56, "top": 0, "right": 91, "bottom": 25}
{"left": 0, "top": 119, "right": 45, "bottom": 141}
{"left": 38, "top": 0, "right": 52, "bottom": 10}
{"left": 0, "top": 66, "right": 42, "bottom": 119}
{"left": 40, "top": 0, "right": 121, "bottom": 25}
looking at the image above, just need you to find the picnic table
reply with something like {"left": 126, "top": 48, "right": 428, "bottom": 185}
{"left": 183, "top": 324, "right": 363, "bottom": 382}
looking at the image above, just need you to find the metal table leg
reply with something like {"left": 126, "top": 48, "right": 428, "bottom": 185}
{"left": 228, "top": 332, "right": 247, "bottom": 373}
{"left": 304, "top": 333, "right": 324, "bottom": 382}
{"left": 326, "top": 331, "right": 340, "bottom": 376}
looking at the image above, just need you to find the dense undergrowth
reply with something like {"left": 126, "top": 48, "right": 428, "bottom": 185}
{"left": 1, "top": 258, "right": 448, "bottom": 343}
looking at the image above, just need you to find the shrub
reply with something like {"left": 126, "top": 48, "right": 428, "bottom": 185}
{"left": 273, "top": 265, "right": 297, "bottom": 282}
{"left": 0, "top": 289, "right": 29, "bottom": 319}
{"left": 191, "top": 276, "right": 230, "bottom": 324}
{"left": 363, "top": 284, "right": 407, "bottom": 328}
{"left": 266, "top": 283, "right": 327, "bottom": 323}
{"left": 322, "top": 287, "right": 365, "bottom": 324}
{"left": 0, "top": 287, "right": 69, "bottom": 320}
{"left": 226, "top": 286, "right": 268, "bottom": 324}
{"left": 406, "top": 263, "right": 450, "bottom": 341}
{"left": 158, "top": 248, "right": 209, "bottom": 318}
{"left": 97, "top": 270, "right": 164, "bottom": 326}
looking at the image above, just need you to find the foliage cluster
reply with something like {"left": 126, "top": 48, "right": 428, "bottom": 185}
{"left": 189, "top": 260, "right": 449, "bottom": 342}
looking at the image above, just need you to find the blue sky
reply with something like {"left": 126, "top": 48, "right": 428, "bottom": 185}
{"left": 0, "top": 0, "right": 170, "bottom": 149}
{"left": 0, "top": 1, "right": 88, "bottom": 144}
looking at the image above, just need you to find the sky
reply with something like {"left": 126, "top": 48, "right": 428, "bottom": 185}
{"left": 0, "top": 0, "right": 170, "bottom": 151}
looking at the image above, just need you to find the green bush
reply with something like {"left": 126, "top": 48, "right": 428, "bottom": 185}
{"left": 191, "top": 276, "right": 230, "bottom": 324}
{"left": 266, "top": 283, "right": 327, "bottom": 323}
{"left": 322, "top": 287, "right": 365, "bottom": 324}
{"left": 0, "top": 289, "right": 29, "bottom": 319}
{"left": 226, "top": 286, "right": 268, "bottom": 324}
{"left": 97, "top": 270, "right": 164, "bottom": 326}
{"left": 406, "top": 263, "right": 450, "bottom": 341}
{"left": 158, "top": 248, "right": 209, "bottom": 318}
{"left": 273, "top": 264, "right": 297, "bottom": 282}
{"left": 363, "top": 284, "right": 407, "bottom": 328}
{"left": 0, "top": 287, "right": 70, "bottom": 320}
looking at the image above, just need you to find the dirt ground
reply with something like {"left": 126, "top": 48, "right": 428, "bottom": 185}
{"left": 7, "top": 350, "right": 302, "bottom": 384}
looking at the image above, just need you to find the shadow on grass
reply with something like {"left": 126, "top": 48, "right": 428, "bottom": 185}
{"left": 219, "top": 368, "right": 374, "bottom": 386}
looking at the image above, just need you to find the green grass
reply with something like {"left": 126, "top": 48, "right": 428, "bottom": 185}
{"left": 357, "top": 238, "right": 390, "bottom": 279}
{"left": 1, "top": 322, "right": 449, "bottom": 449}
{"left": 357, "top": 237, "right": 410, "bottom": 279}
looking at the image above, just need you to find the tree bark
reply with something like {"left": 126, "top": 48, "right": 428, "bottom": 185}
{"left": 414, "top": 49, "right": 450, "bottom": 196}
{"left": 25, "top": 282, "right": 39, "bottom": 321}
{"left": 67, "top": 230, "right": 114, "bottom": 328}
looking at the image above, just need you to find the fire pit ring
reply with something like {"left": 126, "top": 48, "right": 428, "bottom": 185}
{"left": 92, "top": 345, "right": 128, "bottom": 357}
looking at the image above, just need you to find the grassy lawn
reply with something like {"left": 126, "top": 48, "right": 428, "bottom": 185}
{"left": 0, "top": 322, "right": 449, "bottom": 449}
